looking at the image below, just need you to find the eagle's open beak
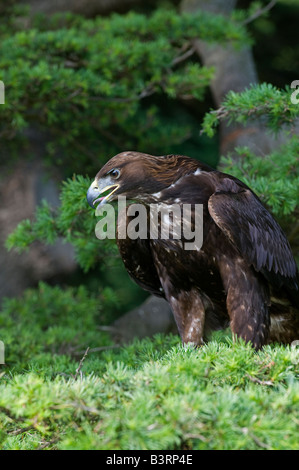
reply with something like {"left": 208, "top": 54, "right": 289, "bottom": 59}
{"left": 87, "top": 179, "right": 119, "bottom": 208}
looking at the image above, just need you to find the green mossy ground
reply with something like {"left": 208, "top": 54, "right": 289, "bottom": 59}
{"left": 0, "top": 283, "right": 298, "bottom": 450}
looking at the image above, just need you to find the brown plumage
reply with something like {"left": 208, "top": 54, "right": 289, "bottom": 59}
{"left": 87, "top": 151, "right": 299, "bottom": 349}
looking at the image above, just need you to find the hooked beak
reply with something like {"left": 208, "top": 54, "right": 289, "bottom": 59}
{"left": 86, "top": 178, "right": 119, "bottom": 208}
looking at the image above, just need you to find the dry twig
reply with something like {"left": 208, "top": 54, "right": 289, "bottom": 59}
{"left": 73, "top": 347, "right": 90, "bottom": 380}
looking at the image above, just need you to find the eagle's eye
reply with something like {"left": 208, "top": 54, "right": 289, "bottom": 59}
{"left": 108, "top": 168, "right": 121, "bottom": 179}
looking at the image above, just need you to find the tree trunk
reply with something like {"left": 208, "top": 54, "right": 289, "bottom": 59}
{"left": 180, "top": 0, "right": 278, "bottom": 158}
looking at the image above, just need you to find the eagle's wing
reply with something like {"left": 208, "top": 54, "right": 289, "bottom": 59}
{"left": 208, "top": 188, "right": 298, "bottom": 291}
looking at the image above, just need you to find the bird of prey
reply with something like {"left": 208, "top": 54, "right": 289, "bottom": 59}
{"left": 87, "top": 151, "right": 299, "bottom": 349}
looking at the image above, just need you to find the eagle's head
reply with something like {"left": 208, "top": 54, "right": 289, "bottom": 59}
{"left": 87, "top": 151, "right": 204, "bottom": 208}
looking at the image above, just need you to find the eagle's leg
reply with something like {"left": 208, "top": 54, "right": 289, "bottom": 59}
{"left": 219, "top": 256, "right": 270, "bottom": 349}
{"left": 165, "top": 287, "right": 206, "bottom": 346}
{"left": 151, "top": 249, "right": 206, "bottom": 346}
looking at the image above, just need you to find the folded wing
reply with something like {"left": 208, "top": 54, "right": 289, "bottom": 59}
{"left": 208, "top": 188, "right": 298, "bottom": 292}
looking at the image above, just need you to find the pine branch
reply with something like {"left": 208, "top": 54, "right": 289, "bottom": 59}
{"left": 242, "top": 0, "right": 277, "bottom": 26}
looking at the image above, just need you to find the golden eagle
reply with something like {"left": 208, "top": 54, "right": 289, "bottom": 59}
{"left": 87, "top": 151, "right": 299, "bottom": 349}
